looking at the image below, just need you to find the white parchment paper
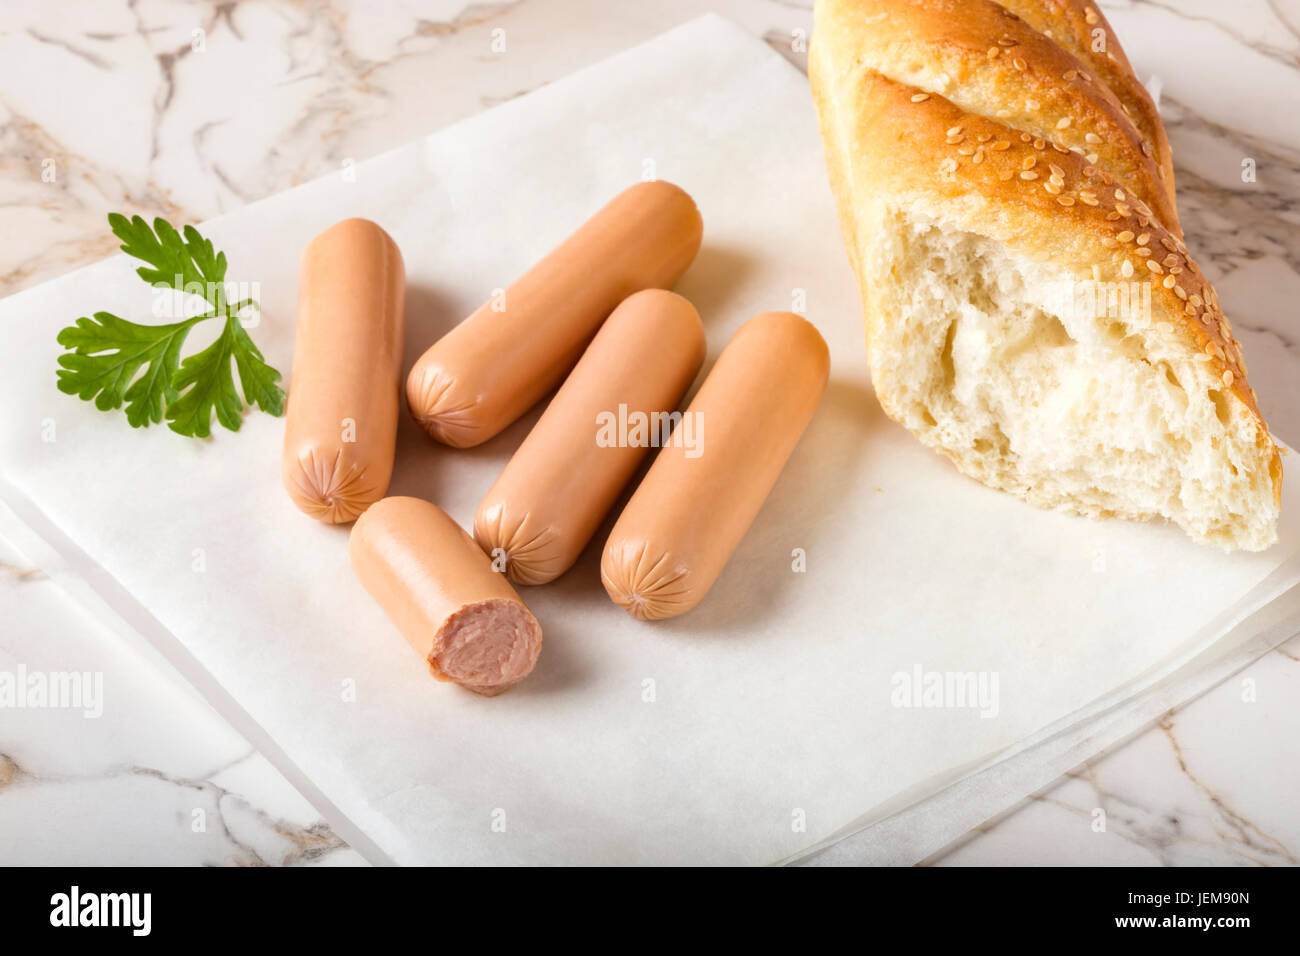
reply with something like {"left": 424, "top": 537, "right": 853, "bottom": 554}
{"left": 1, "top": 15, "right": 1297, "bottom": 865}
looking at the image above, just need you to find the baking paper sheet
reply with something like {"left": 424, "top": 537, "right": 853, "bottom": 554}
{"left": 1, "top": 15, "right": 1297, "bottom": 865}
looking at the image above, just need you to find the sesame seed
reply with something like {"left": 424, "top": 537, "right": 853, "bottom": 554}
{"left": 1048, "top": 163, "right": 1065, "bottom": 178}
{"left": 1163, "top": 254, "right": 1179, "bottom": 267}
{"left": 1115, "top": 203, "right": 1131, "bottom": 216}
{"left": 1133, "top": 247, "right": 1151, "bottom": 257}
{"left": 1222, "top": 369, "right": 1234, "bottom": 386}
{"left": 977, "top": 132, "right": 993, "bottom": 143}
{"left": 1085, "top": 132, "right": 1102, "bottom": 144}
{"left": 1141, "top": 140, "right": 1154, "bottom": 157}
{"left": 997, "top": 35, "right": 1017, "bottom": 46}
{"left": 1012, "top": 57, "right": 1027, "bottom": 70}
{"left": 947, "top": 125, "right": 964, "bottom": 137}
{"left": 1121, "top": 260, "right": 1134, "bottom": 277}
{"left": 1033, "top": 138, "right": 1045, "bottom": 150}
{"left": 1078, "top": 71, "right": 1091, "bottom": 82}
{"left": 1136, "top": 233, "right": 1150, "bottom": 245}
{"left": 1117, "top": 230, "right": 1135, "bottom": 242}
{"left": 988, "top": 47, "right": 1000, "bottom": 59}
{"left": 1056, "top": 117, "right": 1071, "bottom": 129}
{"left": 1086, "top": 152, "right": 1099, "bottom": 164}
{"left": 1101, "top": 237, "right": 1118, "bottom": 248}
{"left": 1189, "top": 294, "right": 1203, "bottom": 307}
{"left": 972, "top": 148, "right": 985, "bottom": 164}
{"left": 1020, "top": 170, "right": 1039, "bottom": 180}
{"left": 1085, "top": 7, "right": 1099, "bottom": 25}
{"left": 1162, "top": 275, "right": 1176, "bottom": 288}
{"left": 1146, "top": 260, "right": 1164, "bottom": 274}
{"left": 1052, "top": 142, "right": 1070, "bottom": 153}
{"left": 1056, "top": 196, "right": 1075, "bottom": 206}
{"left": 1134, "top": 199, "right": 1153, "bottom": 216}
{"left": 991, "top": 140, "right": 1011, "bottom": 151}
{"left": 1114, "top": 189, "right": 1126, "bottom": 201}
{"left": 1105, "top": 211, "right": 1122, "bottom": 221}
{"left": 911, "top": 93, "right": 930, "bottom": 102}
{"left": 1020, "top": 132, "right": 1032, "bottom": 142}
{"left": 958, "top": 145, "right": 975, "bottom": 155}
{"left": 1021, "top": 155, "right": 1038, "bottom": 170}
{"left": 1160, "top": 237, "right": 1177, "bottom": 252}
{"left": 1063, "top": 70, "right": 1078, "bottom": 81}
{"left": 1174, "top": 285, "right": 1187, "bottom": 300}
{"left": 1044, "top": 180, "right": 1062, "bottom": 195}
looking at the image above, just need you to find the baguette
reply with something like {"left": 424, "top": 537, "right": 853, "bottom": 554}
{"left": 810, "top": 0, "right": 1281, "bottom": 550}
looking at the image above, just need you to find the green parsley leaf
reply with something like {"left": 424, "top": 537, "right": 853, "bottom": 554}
{"left": 56, "top": 215, "right": 285, "bottom": 436}
{"left": 108, "top": 213, "right": 228, "bottom": 308}
{"left": 56, "top": 311, "right": 203, "bottom": 427}
{"left": 166, "top": 316, "right": 284, "bottom": 438}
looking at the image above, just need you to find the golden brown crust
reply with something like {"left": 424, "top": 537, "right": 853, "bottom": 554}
{"left": 810, "top": 0, "right": 1281, "bottom": 507}
{"left": 997, "top": 0, "right": 1176, "bottom": 205}
{"left": 813, "top": 0, "right": 1179, "bottom": 235}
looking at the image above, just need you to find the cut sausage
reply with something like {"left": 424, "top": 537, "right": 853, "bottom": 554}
{"left": 601, "top": 312, "right": 830, "bottom": 620}
{"left": 350, "top": 496, "right": 543, "bottom": 696}
{"left": 406, "top": 180, "right": 703, "bottom": 448}
{"left": 282, "top": 218, "right": 405, "bottom": 523}
{"left": 475, "top": 289, "right": 706, "bottom": 585}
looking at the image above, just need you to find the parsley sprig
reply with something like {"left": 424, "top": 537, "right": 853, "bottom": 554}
{"left": 56, "top": 214, "right": 285, "bottom": 437}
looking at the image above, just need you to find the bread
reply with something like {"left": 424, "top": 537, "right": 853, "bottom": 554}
{"left": 810, "top": 0, "right": 1282, "bottom": 550}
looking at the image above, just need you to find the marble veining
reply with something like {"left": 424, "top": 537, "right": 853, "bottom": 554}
{"left": 1, "top": 0, "right": 1297, "bottom": 865}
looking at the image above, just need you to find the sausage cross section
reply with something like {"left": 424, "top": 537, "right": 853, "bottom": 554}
{"left": 405, "top": 181, "right": 703, "bottom": 448}
{"left": 350, "top": 497, "right": 543, "bottom": 696}
{"left": 601, "top": 312, "right": 830, "bottom": 620}
{"left": 475, "top": 289, "right": 706, "bottom": 585}
{"left": 282, "top": 218, "right": 406, "bottom": 523}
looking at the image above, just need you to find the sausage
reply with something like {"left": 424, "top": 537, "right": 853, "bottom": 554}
{"left": 405, "top": 180, "right": 703, "bottom": 448}
{"left": 474, "top": 289, "right": 706, "bottom": 585}
{"left": 349, "top": 497, "right": 543, "bottom": 696}
{"left": 601, "top": 312, "right": 830, "bottom": 620}
{"left": 282, "top": 218, "right": 406, "bottom": 523}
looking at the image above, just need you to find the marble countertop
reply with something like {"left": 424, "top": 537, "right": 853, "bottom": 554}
{"left": 1, "top": 0, "right": 1297, "bottom": 866}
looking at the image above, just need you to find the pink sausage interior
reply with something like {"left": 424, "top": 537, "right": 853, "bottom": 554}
{"left": 430, "top": 598, "right": 543, "bottom": 697}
